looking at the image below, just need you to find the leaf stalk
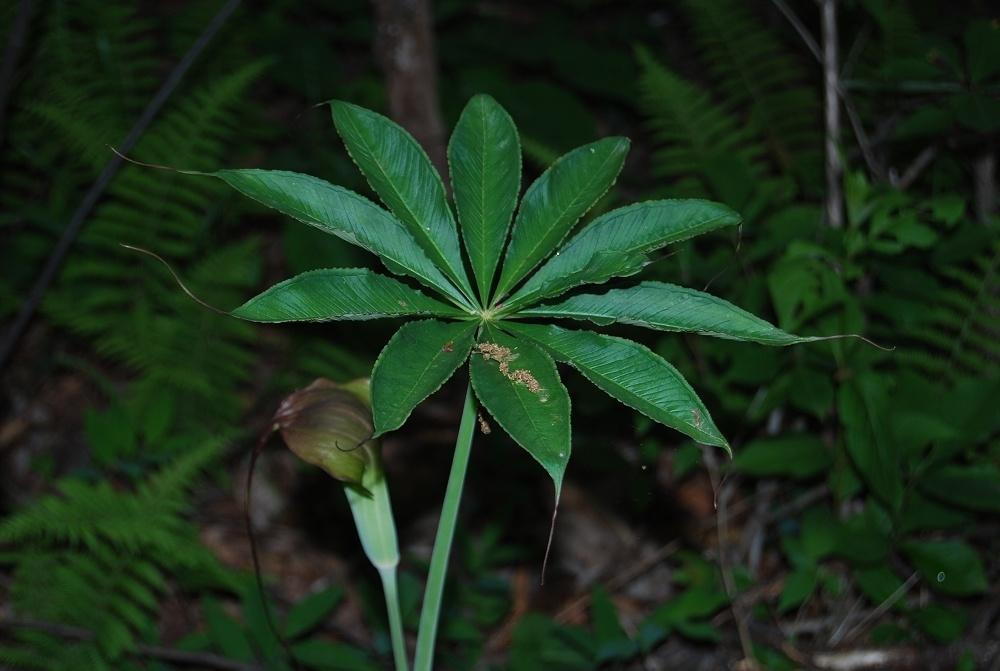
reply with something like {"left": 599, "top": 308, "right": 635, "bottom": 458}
{"left": 413, "top": 384, "right": 478, "bottom": 670}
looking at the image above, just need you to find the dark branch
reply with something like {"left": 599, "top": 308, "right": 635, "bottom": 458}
{"left": 0, "top": 0, "right": 242, "bottom": 371}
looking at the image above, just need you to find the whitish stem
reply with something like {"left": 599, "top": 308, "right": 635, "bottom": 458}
{"left": 379, "top": 568, "right": 409, "bottom": 671}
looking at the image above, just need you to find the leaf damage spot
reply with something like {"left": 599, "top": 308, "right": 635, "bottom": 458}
{"left": 475, "top": 342, "right": 542, "bottom": 394}
{"left": 442, "top": 340, "right": 454, "bottom": 353}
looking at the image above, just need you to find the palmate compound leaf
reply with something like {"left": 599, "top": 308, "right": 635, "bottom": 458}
{"left": 519, "top": 281, "right": 822, "bottom": 345}
{"left": 232, "top": 268, "right": 463, "bottom": 322}
{"left": 331, "top": 101, "right": 475, "bottom": 302}
{"left": 502, "top": 199, "right": 741, "bottom": 311}
{"left": 469, "top": 324, "right": 571, "bottom": 497}
{"left": 448, "top": 94, "right": 521, "bottom": 304}
{"left": 371, "top": 320, "right": 478, "bottom": 438}
{"left": 493, "top": 136, "right": 631, "bottom": 303}
{"left": 506, "top": 322, "right": 728, "bottom": 451}
{"left": 205, "top": 169, "right": 470, "bottom": 307}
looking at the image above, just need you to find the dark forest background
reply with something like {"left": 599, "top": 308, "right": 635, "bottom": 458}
{"left": 0, "top": 0, "right": 997, "bottom": 669}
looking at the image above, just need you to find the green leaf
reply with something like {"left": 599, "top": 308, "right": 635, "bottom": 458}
{"left": 209, "top": 169, "right": 467, "bottom": 305}
{"left": 330, "top": 101, "right": 473, "bottom": 300}
{"left": 853, "top": 566, "right": 905, "bottom": 607}
{"left": 910, "top": 604, "right": 967, "bottom": 643}
{"left": 449, "top": 94, "right": 521, "bottom": 303}
{"left": 838, "top": 376, "right": 902, "bottom": 512}
{"left": 494, "top": 137, "right": 630, "bottom": 301}
{"left": 898, "top": 492, "right": 970, "bottom": 535}
{"left": 232, "top": 268, "right": 462, "bottom": 322}
{"left": 291, "top": 639, "right": 377, "bottom": 671}
{"left": 902, "top": 540, "right": 987, "bottom": 596}
{"left": 591, "top": 586, "right": 636, "bottom": 662}
{"left": 522, "top": 281, "right": 819, "bottom": 345}
{"left": 203, "top": 598, "right": 254, "bottom": 661}
{"left": 637, "top": 585, "right": 727, "bottom": 650}
{"left": 799, "top": 508, "right": 839, "bottom": 562}
{"left": 965, "top": 19, "right": 1000, "bottom": 83}
{"left": 507, "top": 322, "right": 728, "bottom": 451}
{"left": 730, "top": 434, "right": 831, "bottom": 478}
{"left": 504, "top": 199, "right": 740, "bottom": 309}
{"left": 284, "top": 587, "right": 344, "bottom": 639}
{"left": 778, "top": 566, "right": 818, "bottom": 613}
{"left": 241, "top": 590, "right": 285, "bottom": 664}
{"left": 371, "top": 320, "right": 477, "bottom": 437}
{"left": 919, "top": 465, "right": 1000, "bottom": 513}
{"left": 469, "top": 325, "right": 571, "bottom": 497}
{"left": 833, "top": 508, "right": 891, "bottom": 565}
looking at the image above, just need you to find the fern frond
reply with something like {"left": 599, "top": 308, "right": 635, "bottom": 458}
{"left": 40, "top": 62, "right": 266, "bottom": 435}
{"left": 678, "top": 0, "right": 823, "bottom": 191}
{"left": 0, "top": 441, "right": 217, "bottom": 559}
{"left": 636, "top": 45, "right": 765, "bottom": 199}
{"left": 0, "top": 445, "right": 229, "bottom": 669}
{"left": 868, "top": 239, "right": 1000, "bottom": 380}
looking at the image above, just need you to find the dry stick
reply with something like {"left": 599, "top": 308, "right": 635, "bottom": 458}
{"left": 769, "top": 0, "right": 883, "bottom": 182}
{"left": 0, "top": 0, "right": 242, "bottom": 372}
{"left": 0, "top": 617, "right": 263, "bottom": 671}
{"left": 0, "top": 0, "right": 34, "bottom": 144}
{"left": 821, "top": 0, "right": 843, "bottom": 228}
{"left": 831, "top": 572, "right": 919, "bottom": 646}
{"left": 894, "top": 146, "right": 938, "bottom": 190}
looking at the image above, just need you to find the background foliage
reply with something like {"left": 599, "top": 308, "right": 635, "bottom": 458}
{"left": 0, "top": 0, "right": 996, "bottom": 669}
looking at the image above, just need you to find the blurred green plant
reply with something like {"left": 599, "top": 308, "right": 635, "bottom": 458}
{"left": 0, "top": 442, "right": 231, "bottom": 670}
{"left": 504, "top": 552, "right": 728, "bottom": 670}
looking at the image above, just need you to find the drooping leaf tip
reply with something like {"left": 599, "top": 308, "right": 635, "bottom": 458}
{"left": 802, "top": 333, "right": 895, "bottom": 351}
{"left": 110, "top": 146, "right": 188, "bottom": 174}
{"left": 119, "top": 244, "right": 228, "bottom": 315}
{"left": 540, "top": 494, "right": 560, "bottom": 586}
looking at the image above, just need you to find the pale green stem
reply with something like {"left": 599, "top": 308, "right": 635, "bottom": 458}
{"left": 413, "top": 384, "right": 478, "bottom": 671}
{"left": 344, "top": 449, "right": 407, "bottom": 671}
{"left": 379, "top": 568, "right": 409, "bottom": 671}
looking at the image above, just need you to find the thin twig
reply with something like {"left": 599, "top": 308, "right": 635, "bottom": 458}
{"left": 821, "top": 0, "right": 843, "bottom": 228}
{"left": 770, "top": 0, "right": 820, "bottom": 60}
{"left": 704, "top": 451, "right": 758, "bottom": 670}
{"left": 0, "top": 0, "right": 242, "bottom": 371}
{"left": 832, "top": 572, "right": 919, "bottom": 646}
{"left": 0, "top": 618, "right": 263, "bottom": 671}
{"left": 893, "top": 146, "right": 938, "bottom": 190}
{"left": 769, "top": 0, "right": 884, "bottom": 181}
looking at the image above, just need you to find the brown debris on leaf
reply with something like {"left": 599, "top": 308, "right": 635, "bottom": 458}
{"left": 508, "top": 368, "right": 541, "bottom": 393}
{"left": 475, "top": 342, "right": 542, "bottom": 394}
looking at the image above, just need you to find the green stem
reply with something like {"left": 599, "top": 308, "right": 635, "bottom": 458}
{"left": 379, "top": 568, "right": 409, "bottom": 671}
{"left": 413, "top": 384, "right": 478, "bottom": 671}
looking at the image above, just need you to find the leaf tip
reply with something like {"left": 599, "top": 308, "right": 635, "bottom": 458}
{"left": 540, "top": 492, "right": 561, "bottom": 586}
{"left": 802, "top": 333, "right": 895, "bottom": 352}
